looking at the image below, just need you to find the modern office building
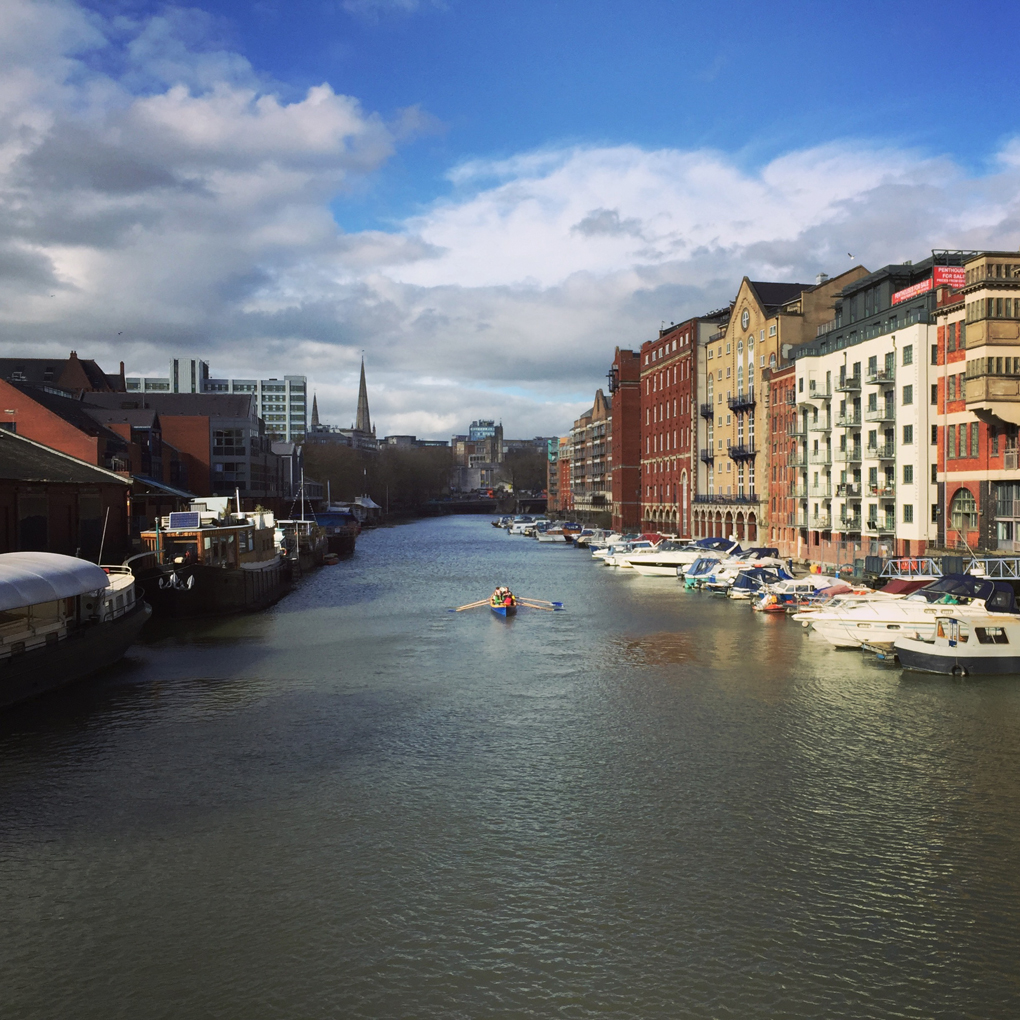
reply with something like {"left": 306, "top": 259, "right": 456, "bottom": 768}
{"left": 126, "top": 357, "right": 307, "bottom": 442}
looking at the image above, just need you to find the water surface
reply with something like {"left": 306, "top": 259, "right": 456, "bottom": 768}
{"left": 2, "top": 516, "right": 1019, "bottom": 1019}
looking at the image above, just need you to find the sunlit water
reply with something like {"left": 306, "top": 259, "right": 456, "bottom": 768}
{"left": 2, "top": 516, "right": 1020, "bottom": 1019}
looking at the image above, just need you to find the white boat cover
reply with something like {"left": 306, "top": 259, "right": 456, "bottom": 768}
{"left": 0, "top": 552, "right": 109, "bottom": 611}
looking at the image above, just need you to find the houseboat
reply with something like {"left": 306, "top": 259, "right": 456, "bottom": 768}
{"left": 0, "top": 552, "right": 151, "bottom": 707}
{"left": 135, "top": 505, "right": 285, "bottom": 616}
{"left": 313, "top": 507, "right": 360, "bottom": 557}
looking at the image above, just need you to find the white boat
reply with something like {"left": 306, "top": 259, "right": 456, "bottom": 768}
{"left": 624, "top": 536, "right": 741, "bottom": 576}
{"left": 508, "top": 516, "right": 534, "bottom": 535}
{"left": 895, "top": 612, "right": 1020, "bottom": 675}
{"left": 808, "top": 574, "right": 1018, "bottom": 649}
{"left": 0, "top": 552, "right": 151, "bottom": 708}
{"left": 604, "top": 540, "right": 656, "bottom": 566}
{"left": 536, "top": 527, "right": 570, "bottom": 543}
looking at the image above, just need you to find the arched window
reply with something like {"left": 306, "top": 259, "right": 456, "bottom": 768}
{"left": 737, "top": 363, "right": 744, "bottom": 393}
{"left": 950, "top": 488, "right": 978, "bottom": 532}
{"left": 769, "top": 353, "right": 777, "bottom": 368}
{"left": 737, "top": 340, "right": 743, "bottom": 354}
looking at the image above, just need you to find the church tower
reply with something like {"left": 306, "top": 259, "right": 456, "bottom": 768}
{"left": 355, "top": 358, "right": 373, "bottom": 435}
{"left": 310, "top": 393, "right": 320, "bottom": 430}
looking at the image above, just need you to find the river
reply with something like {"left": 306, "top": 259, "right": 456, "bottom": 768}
{"left": 2, "top": 515, "right": 1020, "bottom": 1019}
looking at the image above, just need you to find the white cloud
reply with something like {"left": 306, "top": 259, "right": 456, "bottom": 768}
{"left": 3, "top": 0, "right": 1020, "bottom": 440}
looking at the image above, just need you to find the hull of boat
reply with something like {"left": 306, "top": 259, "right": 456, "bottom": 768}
{"left": 536, "top": 534, "right": 569, "bottom": 543}
{"left": 0, "top": 600, "right": 152, "bottom": 708}
{"left": 630, "top": 563, "right": 683, "bottom": 576}
{"left": 137, "top": 561, "right": 287, "bottom": 618}
{"left": 895, "top": 639, "right": 1020, "bottom": 676}
{"left": 490, "top": 604, "right": 517, "bottom": 618}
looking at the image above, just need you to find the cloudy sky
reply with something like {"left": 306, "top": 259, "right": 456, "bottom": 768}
{"left": 3, "top": 0, "right": 1020, "bottom": 438}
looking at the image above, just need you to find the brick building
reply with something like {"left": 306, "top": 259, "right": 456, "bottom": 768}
{"left": 607, "top": 347, "right": 641, "bottom": 532}
{"left": 766, "top": 363, "right": 798, "bottom": 553}
{"left": 935, "top": 250, "right": 1020, "bottom": 551}
{"left": 0, "top": 351, "right": 125, "bottom": 393}
{"left": 570, "top": 389, "right": 611, "bottom": 521}
{"left": 0, "top": 429, "right": 131, "bottom": 561}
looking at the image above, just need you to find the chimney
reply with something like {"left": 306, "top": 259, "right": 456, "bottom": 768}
{"left": 815, "top": 272, "right": 829, "bottom": 286}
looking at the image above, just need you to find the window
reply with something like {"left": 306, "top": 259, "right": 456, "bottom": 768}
{"left": 903, "top": 504, "right": 914, "bottom": 523}
{"left": 931, "top": 383, "right": 938, "bottom": 405}
{"left": 902, "top": 385, "right": 913, "bottom": 405}
{"left": 992, "top": 432, "right": 1000, "bottom": 456}
{"left": 932, "top": 503, "right": 940, "bottom": 523}
{"left": 903, "top": 464, "right": 914, "bottom": 484}
{"left": 931, "top": 463, "right": 938, "bottom": 484}
{"left": 931, "top": 424, "right": 938, "bottom": 446}
{"left": 902, "top": 345, "right": 913, "bottom": 365}
{"left": 948, "top": 424, "right": 955, "bottom": 458}
{"left": 769, "top": 325, "right": 777, "bottom": 336}
{"left": 971, "top": 421, "right": 979, "bottom": 458}
{"left": 903, "top": 425, "right": 913, "bottom": 445}
{"left": 950, "top": 488, "right": 978, "bottom": 532}
{"left": 931, "top": 343, "right": 938, "bottom": 365}
{"left": 948, "top": 375, "right": 956, "bottom": 401}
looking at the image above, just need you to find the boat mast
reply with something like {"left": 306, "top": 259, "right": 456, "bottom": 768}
{"left": 300, "top": 468, "right": 305, "bottom": 522}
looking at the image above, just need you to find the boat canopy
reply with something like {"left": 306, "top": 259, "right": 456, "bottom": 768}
{"left": 0, "top": 552, "right": 108, "bottom": 611}
{"left": 915, "top": 573, "right": 1018, "bottom": 612}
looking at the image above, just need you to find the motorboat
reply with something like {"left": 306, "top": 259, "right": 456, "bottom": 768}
{"left": 508, "top": 516, "right": 534, "bottom": 535}
{"left": 0, "top": 552, "right": 151, "bottom": 707}
{"left": 807, "top": 573, "right": 1018, "bottom": 649}
{"left": 591, "top": 533, "right": 635, "bottom": 559}
{"left": 728, "top": 565, "right": 794, "bottom": 600}
{"left": 682, "top": 555, "right": 726, "bottom": 589}
{"left": 623, "top": 536, "right": 741, "bottom": 576}
{"left": 536, "top": 524, "right": 571, "bottom": 543}
{"left": 895, "top": 612, "right": 1020, "bottom": 675}
{"left": 604, "top": 539, "right": 657, "bottom": 566}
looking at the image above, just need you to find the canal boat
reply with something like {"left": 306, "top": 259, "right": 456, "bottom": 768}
{"left": 894, "top": 612, "right": 1020, "bottom": 675}
{"left": 313, "top": 507, "right": 360, "bottom": 557}
{"left": 135, "top": 506, "right": 285, "bottom": 617}
{"left": 0, "top": 552, "right": 151, "bottom": 707}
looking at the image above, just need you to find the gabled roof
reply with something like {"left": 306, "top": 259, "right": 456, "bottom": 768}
{"left": 82, "top": 392, "right": 255, "bottom": 418}
{"left": 6, "top": 383, "right": 128, "bottom": 446}
{"left": 747, "top": 281, "right": 814, "bottom": 314}
{"left": 0, "top": 353, "right": 123, "bottom": 392}
{"left": 0, "top": 429, "right": 130, "bottom": 485}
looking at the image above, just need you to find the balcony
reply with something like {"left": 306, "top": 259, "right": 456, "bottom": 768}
{"left": 806, "top": 384, "right": 832, "bottom": 399}
{"left": 866, "top": 367, "right": 896, "bottom": 386}
{"left": 834, "top": 447, "right": 862, "bottom": 464}
{"left": 809, "top": 449, "right": 833, "bottom": 465}
{"left": 727, "top": 443, "right": 757, "bottom": 461}
{"left": 788, "top": 451, "right": 808, "bottom": 468}
{"left": 835, "top": 375, "right": 862, "bottom": 392}
{"left": 866, "top": 518, "right": 896, "bottom": 534}
{"left": 795, "top": 511, "right": 808, "bottom": 528}
{"left": 835, "top": 413, "right": 861, "bottom": 428}
{"left": 785, "top": 392, "right": 796, "bottom": 406}
{"left": 864, "top": 403, "right": 896, "bottom": 422}
{"left": 839, "top": 516, "right": 863, "bottom": 531}
{"left": 868, "top": 483, "right": 896, "bottom": 499}
{"left": 870, "top": 443, "right": 896, "bottom": 459}
{"left": 693, "top": 493, "right": 761, "bottom": 505}
{"left": 728, "top": 389, "right": 756, "bottom": 412}
{"left": 791, "top": 484, "right": 808, "bottom": 499}
{"left": 810, "top": 484, "right": 832, "bottom": 498}
{"left": 699, "top": 402, "right": 715, "bottom": 420}
{"left": 699, "top": 448, "right": 715, "bottom": 463}
{"left": 809, "top": 418, "right": 832, "bottom": 432}
{"left": 811, "top": 514, "right": 833, "bottom": 530}
{"left": 836, "top": 482, "right": 861, "bottom": 498}
{"left": 787, "top": 422, "right": 807, "bottom": 438}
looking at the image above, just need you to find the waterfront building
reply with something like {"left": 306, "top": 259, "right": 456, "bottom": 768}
{"left": 791, "top": 256, "right": 969, "bottom": 562}
{"left": 935, "top": 250, "right": 1020, "bottom": 551}
{"left": 607, "top": 347, "right": 641, "bottom": 532}
{"left": 639, "top": 316, "right": 725, "bottom": 537}
{"left": 570, "top": 390, "right": 611, "bottom": 521}
{"left": 556, "top": 436, "right": 573, "bottom": 513}
{"left": 546, "top": 439, "right": 560, "bottom": 510}
{"left": 766, "top": 362, "right": 798, "bottom": 556}
{"left": 0, "top": 428, "right": 131, "bottom": 561}
{"left": 693, "top": 271, "right": 866, "bottom": 543}
{"left": 127, "top": 357, "right": 308, "bottom": 442}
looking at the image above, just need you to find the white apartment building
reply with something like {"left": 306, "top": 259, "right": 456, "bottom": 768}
{"left": 126, "top": 358, "right": 307, "bottom": 442}
{"left": 790, "top": 258, "right": 965, "bottom": 561}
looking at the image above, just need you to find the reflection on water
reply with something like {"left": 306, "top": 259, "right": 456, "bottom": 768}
{"left": 2, "top": 516, "right": 1020, "bottom": 1020}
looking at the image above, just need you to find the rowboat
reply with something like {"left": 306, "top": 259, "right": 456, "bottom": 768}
{"left": 490, "top": 601, "right": 518, "bottom": 618}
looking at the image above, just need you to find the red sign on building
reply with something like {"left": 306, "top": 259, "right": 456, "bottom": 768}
{"left": 933, "top": 265, "right": 966, "bottom": 289}
{"left": 891, "top": 278, "right": 932, "bottom": 305}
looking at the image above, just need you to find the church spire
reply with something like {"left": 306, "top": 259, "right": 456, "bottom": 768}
{"left": 355, "top": 357, "right": 371, "bottom": 434}
{"left": 311, "top": 393, "right": 320, "bottom": 429}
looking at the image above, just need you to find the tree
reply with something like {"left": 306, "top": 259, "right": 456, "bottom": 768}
{"left": 496, "top": 448, "right": 547, "bottom": 493}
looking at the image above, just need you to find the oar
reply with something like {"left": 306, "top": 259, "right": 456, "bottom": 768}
{"left": 517, "top": 601, "right": 560, "bottom": 612}
{"left": 450, "top": 599, "right": 490, "bottom": 612}
{"left": 518, "top": 597, "right": 564, "bottom": 607}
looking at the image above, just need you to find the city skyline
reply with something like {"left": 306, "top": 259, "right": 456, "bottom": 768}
{"left": 2, "top": 1, "right": 1020, "bottom": 438}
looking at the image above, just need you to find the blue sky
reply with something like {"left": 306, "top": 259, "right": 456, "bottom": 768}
{"left": 4, "top": 0, "right": 1020, "bottom": 436}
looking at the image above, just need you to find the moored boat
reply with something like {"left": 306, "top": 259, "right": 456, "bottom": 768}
{"left": 895, "top": 612, "right": 1020, "bottom": 675}
{"left": 135, "top": 505, "right": 286, "bottom": 617}
{"left": 0, "top": 552, "right": 151, "bottom": 707}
